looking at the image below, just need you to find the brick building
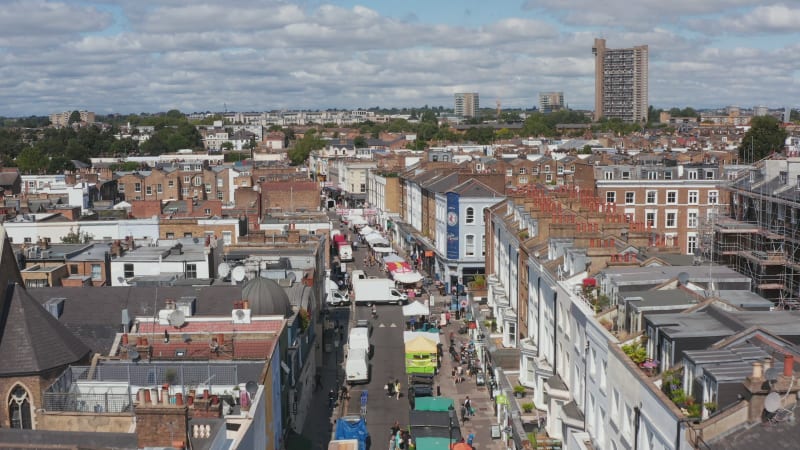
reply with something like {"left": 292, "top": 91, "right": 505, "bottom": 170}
{"left": 595, "top": 163, "right": 727, "bottom": 254}
{"left": 261, "top": 180, "right": 319, "bottom": 213}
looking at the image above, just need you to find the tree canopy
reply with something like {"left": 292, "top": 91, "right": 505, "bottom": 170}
{"left": 738, "top": 115, "right": 787, "bottom": 162}
{"left": 68, "top": 110, "right": 82, "bottom": 124}
{"left": 288, "top": 130, "right": 326, "bottom": 165}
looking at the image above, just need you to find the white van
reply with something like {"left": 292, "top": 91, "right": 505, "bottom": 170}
{"left": 326, "top": 279, "right": 350, "bottom": 306}
{"left": 345, "top": 348, "right": 369, "bottom": 385}
{"left": 350, "top": 270, "right": 367, "bottom": 281}
{"left": 348, "top": 327, "right": 370, "bottom": 356}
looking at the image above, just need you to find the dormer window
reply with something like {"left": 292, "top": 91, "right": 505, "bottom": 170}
{"left": 780, "top": 171, "right": 788, "bottom": 184}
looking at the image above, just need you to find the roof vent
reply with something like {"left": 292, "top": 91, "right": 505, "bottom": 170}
{"left": 44, "top": 297, "right": 66, "bottom": 319}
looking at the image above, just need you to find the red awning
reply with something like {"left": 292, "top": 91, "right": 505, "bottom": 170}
{"left": 582, "top": 278, "right": 596, "bottom": 287}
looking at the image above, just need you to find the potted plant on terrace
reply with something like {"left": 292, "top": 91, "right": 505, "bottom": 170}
{"left": 513, "top": 385, "right": 526, "bottom": 398}
{"left": 521, "top": 402, "right": 535, "bottom": 413}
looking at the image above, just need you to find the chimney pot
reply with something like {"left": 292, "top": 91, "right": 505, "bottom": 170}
{"left": 752, "top": 361, "right": 763, "bottom": 380}
{"left": 784, "top": 354, "right": 794, "bottom": 377}
{"left": 763, "top": 357, "right": 772, "bottom": 372}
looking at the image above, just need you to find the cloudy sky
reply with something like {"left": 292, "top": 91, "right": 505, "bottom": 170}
{"left": 1, "top": 0, "right": 799, "bottom": 116}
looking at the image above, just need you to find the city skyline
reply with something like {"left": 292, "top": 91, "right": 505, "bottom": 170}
{"left": 1, "top": 0, "right": 799, "bottom": 116}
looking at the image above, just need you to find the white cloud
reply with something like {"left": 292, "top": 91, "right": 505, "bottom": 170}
{"left": 0, "top": 0, "right": 799, "bottom": 115}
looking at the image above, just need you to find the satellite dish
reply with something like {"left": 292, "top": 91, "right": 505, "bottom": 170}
{"left": 235, "top": 309, "right": 246, "bottom": 320}
{"left": 677, "top": 272, "right": 690, "bottom": 286}
{"left": 232, "top": 266, "right": 246, "bottom": 282}
{"left": 193, "top": 237, "right": 200, "bottom": 244}
{"left": 245, "top": 381, "right": 258, "bottom": 396}
{"left": 218, "top": 262, "right": 231, "bottom": 278}
{"left": 287, "top": 272, "right": 297, "bottom": 282}
{"left": 168, "top": 310, "right": 186, "bottom": 328}
{"left": 765, "top": 392, "right": 781, "bottom": 413}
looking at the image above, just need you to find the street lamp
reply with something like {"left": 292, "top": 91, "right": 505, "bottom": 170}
{"left": 448, "top": 403, "right": 456, "bottom": 447}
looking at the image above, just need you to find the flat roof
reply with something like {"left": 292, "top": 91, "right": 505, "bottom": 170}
{"left": 602, "top": 265, "right": 749, "bottom": 286}
{"left": 623, "top": 290, "right": 698, "bottom": 310}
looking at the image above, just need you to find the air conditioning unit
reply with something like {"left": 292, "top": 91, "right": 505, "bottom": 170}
{"left": 232, "top": 308, "right": 251, "bottom": 324}
{"left": 176, "top": 297, "right": 196, "bottom": 317}
{"left": 41, "top": 250, "right": 51, "bottom": 258}
{"left": 158, "top": 309, "right": 175, "bottom": 325}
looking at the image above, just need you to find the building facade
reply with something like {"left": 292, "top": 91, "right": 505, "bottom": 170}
{"left": 539, "top": 92, "right": 565, "bottom": 114}
{"left": 593, "top": 38, "right": 648, "bottom": 123}
{"left": 455, "top": 93, "right": 480, "bottom": 118}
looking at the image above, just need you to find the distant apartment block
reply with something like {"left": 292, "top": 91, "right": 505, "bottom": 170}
{"left": 454, "top": 93, "right": 480, "bottom": 118}
{"left": 593, "top": 38, "right": 648, "bottom": 123}
{"left": 49, "top": 110, "right": 95, "bottom": 127}
{"left": 538, "top": 92, "right": 564, "bottom": 114}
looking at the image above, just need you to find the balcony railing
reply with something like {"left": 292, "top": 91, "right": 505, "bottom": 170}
{"left": 42, "top": 391, "right": 133, "bottom": 414}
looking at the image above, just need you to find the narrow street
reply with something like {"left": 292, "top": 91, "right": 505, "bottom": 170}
{"left": 301, "top": 216, "right": 504, "bottom": 449}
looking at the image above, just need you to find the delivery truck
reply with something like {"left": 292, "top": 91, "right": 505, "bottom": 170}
{"left": 337, "top": 241, "right": 353, "bottom": 262}
{"left": 353, "top": 278, "right": 408, "bottom": 306}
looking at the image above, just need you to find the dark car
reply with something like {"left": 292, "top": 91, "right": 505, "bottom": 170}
{"left": 409, "top": 383, "right": 433, "bottom": 397}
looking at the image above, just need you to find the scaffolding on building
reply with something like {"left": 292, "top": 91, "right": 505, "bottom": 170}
{"left": 713, "top": 163, "right": 800, "bottom": 310}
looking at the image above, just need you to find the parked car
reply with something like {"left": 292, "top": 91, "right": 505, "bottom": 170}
{"left": 476, "top": 372, "right": 486, "bottom": 386}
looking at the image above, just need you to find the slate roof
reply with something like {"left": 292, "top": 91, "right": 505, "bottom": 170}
{"left": 0, "top": 428, "right": 136, "bottom": 450}
{"left": 0, "top": 171, "right": 20, "bottom": 186}
{"left": 449, "top": 178, "right": 502, "bottom": 198}
{"left": 0, "top": 283, "right": 91, "bottom": 376}
{"left": 25, "top": 285, "right": 251, "bottom": 354}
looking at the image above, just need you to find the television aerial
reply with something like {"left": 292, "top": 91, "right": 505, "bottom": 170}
{"left": 168, "top": 310, "right": 186, "bottom": 328}
{"left": 764, "top": 392, "right": 781, "bottom": 413}
{"left": 232, "top": 265, "right": 246, "bottom": 283}
{"left": 218, "top": 262, "right": 231, "bottom": 278}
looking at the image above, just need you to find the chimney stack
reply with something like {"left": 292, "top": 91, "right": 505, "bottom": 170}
{"left": 135, "top": 403, "right": 188, "bottom": 449}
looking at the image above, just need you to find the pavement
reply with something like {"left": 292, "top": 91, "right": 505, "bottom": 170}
{"left": 297, "top": 221, "right": 506, "bottom": 450}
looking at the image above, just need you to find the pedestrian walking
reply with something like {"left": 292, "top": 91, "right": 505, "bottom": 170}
{"left": 395, "top": 379, "right": 401, "bottom": 400}
{"left": 464, "top": 396, "right": 473, "bottom": 416}
{"left": 314, "top": 373, "right": 322, "bottom": 391}
{"left": 328, "top": 389, "right": 336, "bottom": 409}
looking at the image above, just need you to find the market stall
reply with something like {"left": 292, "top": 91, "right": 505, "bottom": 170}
{"left": 403, "top": 300, "right": 430, "bottom": 317}
{"left": 405, "top": 336, "right": 438, "bottom": 374}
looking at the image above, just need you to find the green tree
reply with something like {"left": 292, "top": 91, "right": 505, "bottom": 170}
{"left": 109, "top": 138, "right": 138, "bottom": 156}
{"left": 68, "top": 110, "right": 82, "bottom": 124}
{"left": 495, "top": 128, "right": 514, "bottom": 140}
{"left": 61, "top": 229, "right": 92, "bottom": 244}
{"left": 288, "top": 130, "right": 325, "bottom": 165}
{"left": 220, "top": 141, "right": 234, "bottom": 151}
{"left": 738, "top": 115, "right": 787, "bottom": 162}
{"left": 353, "top": 136, "right": 367, "bottom": 148}
{"left": 15, "top": 147, "right": 46, "bottom": 173}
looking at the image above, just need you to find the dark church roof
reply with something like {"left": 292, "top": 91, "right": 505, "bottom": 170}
{"left": 241, "top": 277, "right": 293, "bottom": 317}
{"left": 0, "top": 283, "right": 91, "bottom": 376}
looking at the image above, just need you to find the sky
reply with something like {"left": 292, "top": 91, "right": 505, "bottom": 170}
{"left": 1, "top": 0, "right": 800, "bottom": 116}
